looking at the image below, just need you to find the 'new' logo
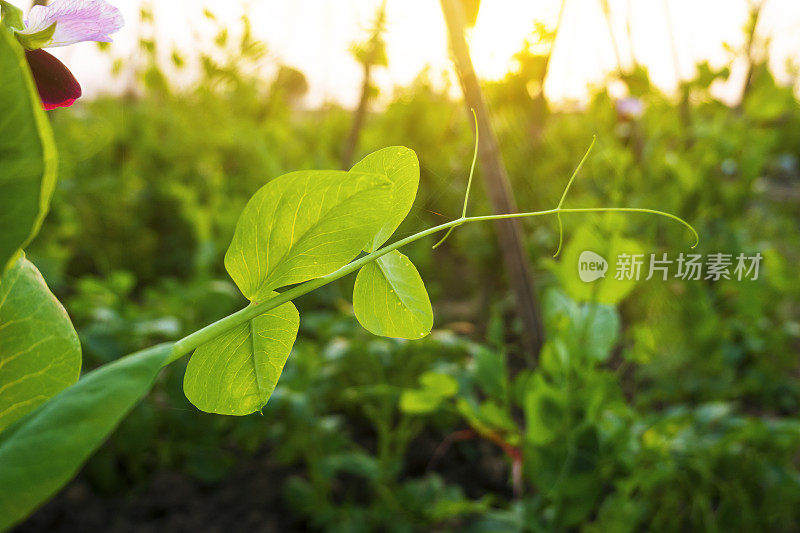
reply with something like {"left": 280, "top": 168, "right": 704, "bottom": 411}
{"left": 578, "top": 251, "right": 608, "bottom": 282}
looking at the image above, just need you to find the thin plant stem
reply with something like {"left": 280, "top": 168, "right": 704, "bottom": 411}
{"left": 554, "top": 135, "right": 596, "bottom": 257}
{"left": 432, "top": 108, "right": 480, "bottom": 249}
{"left": 168, "top": 205, "right": 697, "bottom": 364}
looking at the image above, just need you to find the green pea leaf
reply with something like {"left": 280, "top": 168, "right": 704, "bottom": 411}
{"left": 0, "top": 343, "right": 172, "bottom": 531}
{"left": 353, "top": 250, "right": 433, "bottom": 339}
{"left": 0, "top": 256, "right": 80, "bottom": 432}
{"left": 350, "top": 148, "right": 429, "bottom": 340}
{"left": 183, "top": 297, "right": 299, "bottom": 415}
{"left": 0, "top": 26, "right": 58, "bottom": 273}
{"left": 225, "top": 170, "right": 391, "bottom": 301}
{"left": 350, "top": 146, "right": 419, "bottom": 251}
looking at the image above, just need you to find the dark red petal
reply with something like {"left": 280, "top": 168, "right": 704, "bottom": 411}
{"left": 24, "top": 49, "right": 82, "bottom": 110}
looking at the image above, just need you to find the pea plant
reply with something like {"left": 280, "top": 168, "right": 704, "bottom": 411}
{"left": 0, "top": 2, "right": 698, "bottom": 530}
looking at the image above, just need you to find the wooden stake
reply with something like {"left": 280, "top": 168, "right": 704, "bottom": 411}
{"left": 440, "top": 0, "right": 544, "bottom": 360}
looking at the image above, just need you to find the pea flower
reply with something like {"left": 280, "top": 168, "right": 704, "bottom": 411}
{"left": 615, "top": 97, "right": 644, "bottom": 120}
{"left": 1, "top": 0, "right": 123, "bottom": 110}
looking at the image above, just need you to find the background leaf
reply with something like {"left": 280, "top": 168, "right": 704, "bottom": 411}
{"left": 225, "top": 170, "right": 391, "bottom": 301}
{"left": 0, "top": 27, "right": 58, "bottom": 273}
{"left": 524, "top": 375, "right": 566, "bottom": 445}
{"left": 0, "top": 256, "right": 80, "bottom": 432}
{"left": 183, "top": 297, "right": 299, "bottom": 415}
{"left": 0, "top": 343, "right": 172, "bottom": 531}
{"left": 350, "top": 146, "right": 419, "bottom": 251}
{"left": 399, "top": 372, "right": 458, "bottom": 415}
{"left": 575, "top": 305, "right": 620, "bottom": 362}
{"left": 419, "top": 371, "right": 458, "bottom": 397}
{"left": 556, "top": 224, "right": 643, "bottom": 305}
{"left": 353, "top": 250, "right": 433, "bottom": 339}
{"left": 543, "top": 289, "right": 620, "bottom": 363}
{"left": 399, "top": 388, "right": 444, "bottom": 414}
{"left": 472, "top": 346, "right": 508, "bottom": 400}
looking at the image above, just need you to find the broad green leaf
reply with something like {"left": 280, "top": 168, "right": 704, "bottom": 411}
{"left": 0, "top": 256, "right": 80, "bottom": 432}
{"left": 349, "top": 150, "right": 429, "bottom": 340}
{"left": 353, "top": 250, "right": 433, "bottom": 339}
{"left": 183, "top": 297, "right": 299, "bottom": 415}
{"left": 350, "top": 146, "right": 419, "bottom": 251}
{"left": 225, "top": 170, "right": 391, "bottom": 301}
{"left": 0, "top": 343, "right": 172, "bottom": 530}
{"left": 0, "top": 27, "right": 58, "bottom": 273}
{"left": 0, "top": 1, "right": 25, "bottom": 31}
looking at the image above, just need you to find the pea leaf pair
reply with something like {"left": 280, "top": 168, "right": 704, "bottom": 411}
{"left": 183, "top": 147, "right": 433, "bottom": 415}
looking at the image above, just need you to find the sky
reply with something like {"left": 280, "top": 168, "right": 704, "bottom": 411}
{"left": 47, "top": 0, "right": 800, "bottom": 107}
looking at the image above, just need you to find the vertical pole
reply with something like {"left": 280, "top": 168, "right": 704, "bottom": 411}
{"left": 341, "top": 1, "right": 387, "bottom": 169}
{"left": 440, "top": 0, "right": 544, "bottom": 359}
{"left": 341, "top": 62, "right": 373, "bottom": 169}
{"left": 738, "top": 2, "right": 764, "bottom": 108}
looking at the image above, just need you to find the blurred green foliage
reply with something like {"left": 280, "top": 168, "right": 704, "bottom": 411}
{"left": 21, "top": 11, "right": 800, "bottom": 532}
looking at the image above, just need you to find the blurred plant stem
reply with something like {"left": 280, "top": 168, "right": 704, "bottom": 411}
{"left": 341, "top": 0, "right": 387, "bottom": 169}
{"left": 599, "top": 0, "right": 626, "bottom": 75}
{"left": 739, "top": 0, "right": 766, "bottom": 108}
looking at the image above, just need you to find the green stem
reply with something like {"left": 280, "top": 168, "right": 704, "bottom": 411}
{"left": 168, "top": 206, "right": 697, "bottom": 364}
{"left": 461, "top": 110, "right": 479, "bottom": 219}
{"left": 168, "top": 218, "right": 462, "bottom": 363}
{"left": 431, "top": 108, "right": 479, "bottom": 250}
{"left": 554, "top": 136, "right": 596, "bottom": 258}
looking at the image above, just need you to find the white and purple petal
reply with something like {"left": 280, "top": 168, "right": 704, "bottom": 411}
{"left": 18, "top": 0, "right": 123, "bottom": 48}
